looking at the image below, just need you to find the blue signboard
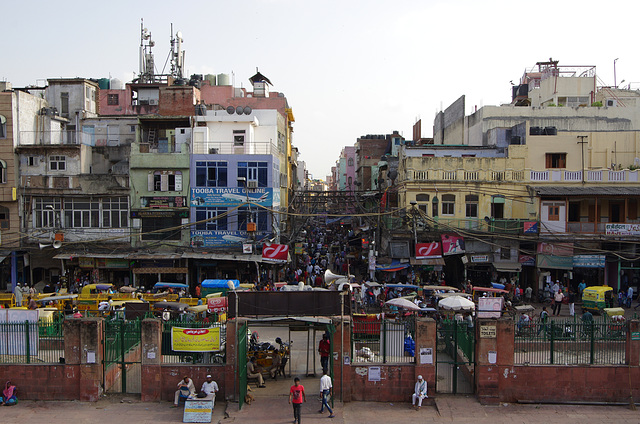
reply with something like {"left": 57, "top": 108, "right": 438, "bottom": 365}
{"left": 573, "top": 255, "right": 606, "bottom": 268}
{"left": 190, "top": 230, "right": 271, "bottom": 247}
{"left": 190, "top": 187, "right": 273, "bottom": 207}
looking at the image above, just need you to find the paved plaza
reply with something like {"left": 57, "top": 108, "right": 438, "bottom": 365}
{"left": 2, "top": 394, "right": 639, "bottom": 424}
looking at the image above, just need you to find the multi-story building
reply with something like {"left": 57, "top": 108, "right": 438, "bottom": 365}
{"left": 397, "top": 60, "right": 640, "bottom": 292}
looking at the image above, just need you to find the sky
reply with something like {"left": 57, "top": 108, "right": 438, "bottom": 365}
{"left": 2, "top": 0, "right": 638, "bottom": 179}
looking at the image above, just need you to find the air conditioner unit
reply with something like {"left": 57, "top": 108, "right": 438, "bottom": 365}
{"left": 209, "top": 148, "right": 219, "bottom": 154}
{"left": 607, "top": 99, "right": 618, "bottom": 107}
{"left": 247, "top": 180, "right": 258, "bottom": 189}
{"left": 149, "top": 99, "right": 158, "bottom": 105}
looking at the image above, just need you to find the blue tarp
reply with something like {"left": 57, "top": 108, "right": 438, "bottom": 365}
{"left": 202, "top": 279, "right": 239, "bottom": 288}
{"left": 376, "top": 260, "right": 410, "bottom": 272}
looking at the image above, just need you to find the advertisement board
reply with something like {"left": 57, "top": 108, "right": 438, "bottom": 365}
{"left": 440, "top": 234, "right": 465, "bottom": 256}
{"left": 207, "top": 297, "right": 228, "bottom": 314}
{"left": 171, "top": 327, "right": 221, "bottom": 352}
{"left": 190, "top": 187, "right": 273, "bottom": 207}
{"left": 415, "top": 242, "right": 442, "bottom": 259}
{"left": 606, "top": 223, "right": 640, "bottom": 236}
{"left": 190, "top": 230, "right": 270, "bottom": 247}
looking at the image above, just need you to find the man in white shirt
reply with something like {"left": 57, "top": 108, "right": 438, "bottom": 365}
{"left": 201, "top": 374, "right": 219, "bottom": 406}
{"left": 412, "top": 375, "right": 428, "bottom": 410}
{"left": 318, "top": 370, "right": 335, "bottom": 418}
{"left": 173, "top": 376, "right": 196, "bottom": 407}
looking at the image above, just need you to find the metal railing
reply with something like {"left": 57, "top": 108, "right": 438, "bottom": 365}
{"left": 514, "top": 317, "right": 626, "bottom": 365}
{"left": 439, "top": 320, "right": 475, "bottom": 363}
{"left": 351, "top": 316, "right": 416, "bottom": 364}
{"left": 104, "top": 320, "right": 142, "bottom": 368}
{"left": 161, "top": 320, "right": 226, "bottom": 364}
{"left": 0, "top": 320, "right": 65, "bottom": 364}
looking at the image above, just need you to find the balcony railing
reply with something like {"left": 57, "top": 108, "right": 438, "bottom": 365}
{"left": 387, "top": 216, "right": 537, "bottom": 234}
{"left": 405, "top": 167, "right": 640, "bottom": 184}
{"left": 192, "top": 140, "right": 281, "bottom": 156}
{"left": 19, "top": 131, "right": 87, "bottom": 146}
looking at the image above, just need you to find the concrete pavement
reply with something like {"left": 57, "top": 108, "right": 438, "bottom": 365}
{"left": 3, "top": 393, "right": 640, "bottom": 424}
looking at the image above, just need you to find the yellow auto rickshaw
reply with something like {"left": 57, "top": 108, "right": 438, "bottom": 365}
{"left": 582, "top": 286, "right": 614, "bottom": 313}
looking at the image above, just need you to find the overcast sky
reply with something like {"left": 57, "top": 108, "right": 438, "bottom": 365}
{"left": 2, "top": 0, "right": 638, "bottom": 179}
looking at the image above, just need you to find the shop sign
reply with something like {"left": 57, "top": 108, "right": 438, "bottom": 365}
{"left": 78, "top": 257, "right": 95, "bottom": 268}
{"left": 523, "top": 221, "right": 539, "bottom": 234}
{"left": 519, "top": 255, "right": 535, "bottom": 266}
{"left": 171, "top": 327, "right": 220, "bottom": 352}
{"left": 606, "top": 223, "right": 640, "bottom": 236}
{"left": 141, "top": 196, "right": 187, "bottom": 208}
{"left": 478, "top": 297, "right": 503, "bottom": 318}
{"left": 96, "top": 258, "right": 130, "bottom": 269}
{"left": 470, "top": 255, "right": 490, "bottom": 263}
{"left": 190, "top": 230, "right": 270, "bottom": 247}
{"left": 207, "top": 297, "right": 228, "bottom": 313}
{"left": 262, "top": 243, "right": 289, "bottom": 263}
{"left": 631, "top": 332, "right": 640, "bottom": 341}
{"left": 131, "top": 210, "right": 189, "bottom": 219}
{"left": 190, "top": 187, "right": 273, "bottom": 207}
{"left": 573, "top": 255, "right": 605, "bottom": 268}
{"left": 415, "top": 242, "right": 442, "bottom": 259}
{"left": 295, "top": 243, "right": 304, "bottom": 255}
{"left": 479, "top": 325, "right": 497, "bottom": 338}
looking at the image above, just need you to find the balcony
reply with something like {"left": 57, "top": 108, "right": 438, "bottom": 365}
{"left": 192, "top": 140, "right": 280, "bottom": 156}
{"left": 19, "top": 130, "right": 87, "bottom": 146}
{"left": 430, "top": 217, "right": 537, "bottom": 234}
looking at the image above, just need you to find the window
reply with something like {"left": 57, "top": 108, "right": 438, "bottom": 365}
{"left": 416, "top": 194, "right": 430, "bottom": 202}
{"left": 142, "top": 217, "right": 181, "bottom": 240}
{"left": 0, "top": 205, "right": 9, "bottom": 229}
{"left": 432, "top": 198, "right": 439, "bottom": 217}
{"left": 237, "top": 162, "right": 268, "bottom": 187}
{"left": 500, "top": 246, "right": 512, "bottom": 260}
{"left": 61, "top": 93, "right": 69, "bottom": 115}
{"left": 348, "top": 176, "right": 352, "bottom": 187}
{"left": 107, "top": 94, "right": 119, "bottom": 105}
{"left": 347, "top": 158, "right": 354, "bottom": 167}
{"left": 102, "top": 197, "right": 128, "bottom": 228}
{"left": 28, "top": 156, "right": 37, "bottom": 166}
{"left": 34, "top": 198, "right": 61, "bottom": 228}
{"left": 63, "top": 198, "right": 99, "bottom": 228}
{"left": 568, "top": 202, "right": 580, "bottom": 222}
{"left": 0, "top": 115, "right": 6, "bottom": 138}
{"left": 195, "top": 162, "right": 227, "bottom": 187}
{"left": 442, "top": 194, "right": 455, "bottom": 216}
{"left": 238, "top": 207, "right": 268, "bottom": 231}
{"left": 233, "top": 130, "right": 245, "bottom": 147}
{"left": 548, "top": 205, "right": 560, "bottom": 221}
{"left": 148, "top": 171, "right": 183, "bottom": 192}
{"left": 0, "top": 160, "right": 6, "bottom": 184}
{"left": 195, "top": 207, "right": 228, "bottom": 230}
{"left": 465, "top": 195, "right": 478, "bottom": 218}
{"left": 49, "top": 156, "right": 66, "bottom": 171}
{"left": 545, "top": 153, "right": 567, "bottom": 168}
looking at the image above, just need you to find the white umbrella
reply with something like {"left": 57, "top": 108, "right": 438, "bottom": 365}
{"left": 438, "top": 295, "right": 475, "bottom": 311}
{"left": 385, "top": 298, "right": 421, "bottom": 311}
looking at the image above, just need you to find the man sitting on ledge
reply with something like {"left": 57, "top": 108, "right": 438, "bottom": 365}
{"left": 173, "top": 376, "right": 195, "bottom": 407}
{"left": 247, "top": 357, "right": 266, "bottom": 388}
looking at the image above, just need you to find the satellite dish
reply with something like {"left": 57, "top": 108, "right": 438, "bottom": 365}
{"left": 226, "top": 106, "right": 235, "bottom": 115}
{"left": 236, "top": 106, "right": 244, "bottom": 115}
{"left": 243, "top": 106, "right": 252, "bottom": 115}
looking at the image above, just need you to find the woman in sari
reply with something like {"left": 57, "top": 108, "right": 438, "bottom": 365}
{"left": 1, "top": 380, "right": 17, "bottom": 405}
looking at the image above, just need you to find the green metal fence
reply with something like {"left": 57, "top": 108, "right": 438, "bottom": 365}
{"left": 161, "top": 320, "right": 226, "bottom": 364}
{"left": 238, "top": 321, "right": 248, "bottom": 410}
{"left": 351, "top": 316, "right": 416, "bottom": 364}
{"left": 514, "top": 317, "right": 626, "bottom": 365}
{"left": 440, "top": 319, "right": 475, "bottom": 363}
{"left": 104, "top": 320, "right": 142, "bottom": 369}
{"left": 0, "top": 320, "right": 65, "bottom": 364}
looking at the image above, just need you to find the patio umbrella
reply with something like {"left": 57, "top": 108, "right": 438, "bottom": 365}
{"left": 385, "top": 298, "right": 421, "bottom": 311}
{"left": 438, "top": 295, "right": 475, "bottom": 311}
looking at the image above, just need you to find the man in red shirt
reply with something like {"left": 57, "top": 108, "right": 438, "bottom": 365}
{"left": 318, "top": 334, "right": 330, "bottom": 375}
{"left": 288, "top": 377, "right": 306, "bottom": 424}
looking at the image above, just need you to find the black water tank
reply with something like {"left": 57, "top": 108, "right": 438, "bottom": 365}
{"left": 510, "top": 136, "right": 521, "bottom": 145}
{"left": 544, "top": 126, "right": 557, "bottom": 135}
{"left": 530, "top": 126, "right": 542, "bottom": 135}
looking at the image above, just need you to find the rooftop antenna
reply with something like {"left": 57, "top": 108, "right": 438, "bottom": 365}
{"left": 139, "top": 18, "right": 155, "bottom": 82}
{"left": 170, "top": 24, "right": 185, "bottom": 79}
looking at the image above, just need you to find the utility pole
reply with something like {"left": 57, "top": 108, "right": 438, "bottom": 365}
{"left": 577, "top": 135, "right": 588, "bottom": 184}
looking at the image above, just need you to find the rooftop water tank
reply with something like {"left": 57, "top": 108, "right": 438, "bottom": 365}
{"left": 110, "top": 78, "right": 123, "bottom": 90}
{"left": 98, "top": 78, "right": 110, "bottom": 90}
{"left": 205, "top": 74, "right": 216, "bottom": 86}
{"left": 217, "top": 73, "right": 230, "bottom": 86}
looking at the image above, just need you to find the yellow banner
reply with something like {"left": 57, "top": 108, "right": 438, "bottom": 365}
{"left": 171, "top": 327, "right": 220, "bottom": 352}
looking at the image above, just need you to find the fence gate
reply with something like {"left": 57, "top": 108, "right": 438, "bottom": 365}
{"left": 237, "top": 321, "right": 248, "bottom": 410}
{"left": 103, "top": 320, "right": 142, "bottom": 394}
{"left": 436, "top": 320, "right": 475, "bottom": 394}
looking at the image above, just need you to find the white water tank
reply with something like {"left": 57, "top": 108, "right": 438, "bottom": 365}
{"left": 110, "top": 78, "right": 123, "bottom": 90}
{"left": 217, "top": 73, "right": 230, "bottom": 86}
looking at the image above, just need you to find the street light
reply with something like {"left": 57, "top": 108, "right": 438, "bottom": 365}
{"left": 227, "top": 280, "right": 238, "bottom": 401}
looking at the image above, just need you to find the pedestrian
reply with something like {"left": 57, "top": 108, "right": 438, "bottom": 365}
{"left": 411, "top": 375, "right": 428, "bottom": 410}
{"left": 537, "top": 307, "right": 549, "bottom": 336}
{"left": 318, "top": 334, "right": 330, "bottom": 375}
{"left": 524, "top": 286, "right": 532, "bottom": 302}
{"left": 553, "top": 289, "right": 564, "bottom": 316}
{"left": 318, "top": 370, "right": 335, "bottom": 418}
{"left": 626, "top": 286, "right": 634, "bottom": 308}
{"left": 289, "top": 377, "right": 306, "bottom": 424}
{"left": 568, "top": 289, "right": 575, "bottom": 317}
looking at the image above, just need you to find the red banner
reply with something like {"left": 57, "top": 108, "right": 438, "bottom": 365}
{"left": 207, "top": 297, "right": 228, "bottom": 313}
{"left": 262, "top": 243, "right": 289, "bottom": 263}
{"left": 415, "top": 242, "right": 442, "bottom": 259}
{"left": 440, "top": 233, "right": 465, "bottom": 256}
